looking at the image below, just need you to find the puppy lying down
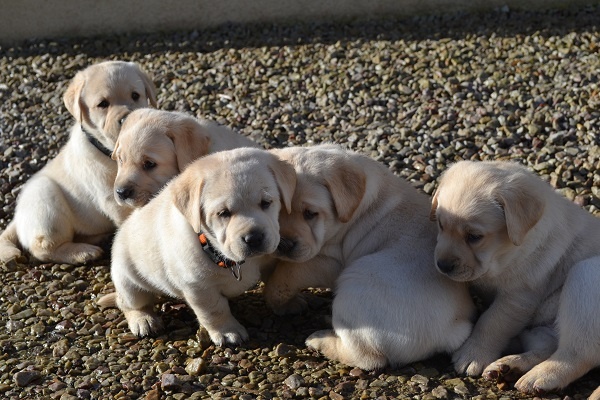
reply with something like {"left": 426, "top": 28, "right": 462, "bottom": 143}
{"left": 264, "top": 144, "right": 475, "bottom": 369}
{"left": 112, "top": 108, "right": 259, "bottom": 208}
{"left": 99, "top": 148, "right": 295, "bottom": 345}
{"left": 431, "top": 161, "right": 600, "bottom": 395}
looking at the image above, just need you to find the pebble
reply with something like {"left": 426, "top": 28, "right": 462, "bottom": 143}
{"left": 13, "top": 370, "right": 41, "bottom": 387}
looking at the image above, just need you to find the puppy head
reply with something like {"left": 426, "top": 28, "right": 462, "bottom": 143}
{"left": 112, "top": 109, "right": 211, "bottom": 208}
{"left": 270, "top": 144, "right": 367, "bottom": 262}
{"left": 172, "top": 147, "right": 296, "bottom": 262}
{"left": 430, "top": 161, "right": 544, "bottom": 281}
{"left": 63, "top": 60, "right": 157, "bottom": 151}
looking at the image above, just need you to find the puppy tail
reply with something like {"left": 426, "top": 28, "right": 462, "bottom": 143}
{"left": 0, "top": 222, "right": 23, "bottom": 263}
{"left": 97, "top": 292, "right": 118, "bottom": 308}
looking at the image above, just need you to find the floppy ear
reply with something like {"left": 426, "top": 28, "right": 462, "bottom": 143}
{"left": 135, "top": 64, "right": 158, "bottom": 107}
{"left": 111, "top": 138, "right": 120, "bottom": 161}
{"left": 497, "top": 187, "right": 544, "bottom": 246}
{"left": 323, "top": 158, "right": 366, "bottom": 223}
{"left": 167, "top": 118, "right": 211, "bottom": 172}
{"left": 268, "top": 157, "right": 296, "bottom": 214}
{"left": 172, "top": 171, "right": 205, "bottom": 233}
{"left": 429, "top": 189, "right": 439, "bottom": 221}
{"left": 63, "top": 71, "right": 88, "bottom": 122}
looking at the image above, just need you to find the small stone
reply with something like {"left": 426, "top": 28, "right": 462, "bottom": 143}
{"left": 410, "top": 374, "right": 429, "bottom": 385}
{"left": 185, "top": 358, "right": 206, "bottom": 376}
{"left": 274, "top": 343, "right": 294, "bottom": 356}
{"left": 431, "top": 385, "right": 448, "bottom": 399}
{"left": 348, "top": 367, "right": 365, "bottom": 378}
{"left": 14, "top": 370, "right": 41, "bottom": 387}
{"left": 49, "top": 381, "right": 67, "bottom": 392}
{"left": 145, "top": 389, "right": 161, "bottom": 400}
{"left": 284, "top": 374, "right": 304, "bottom": 389}
{"left": 9, "top": 309, "right": 35, "bottom": 320}
{"left": 161, "top": 374, "right": 181, "bottom": 391}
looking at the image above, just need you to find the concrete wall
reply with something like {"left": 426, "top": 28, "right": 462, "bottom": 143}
{"left": 0, "top": 0, "right": 595, "bottom": 44}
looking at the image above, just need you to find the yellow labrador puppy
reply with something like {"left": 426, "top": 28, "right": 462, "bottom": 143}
{"left": 0, "top": 61, "right": 156, "bottom": 264}
{"left": 99, "top": 148, "right": 295, "bottom": 345}
{"left": 431, "top": 160, "right": 600, "bottom": 395}
{"left": 111, "top": 108, "right": 258, "bottom": 208}
{"left": 263, "top": 144, "right": 474, "bottom": 370}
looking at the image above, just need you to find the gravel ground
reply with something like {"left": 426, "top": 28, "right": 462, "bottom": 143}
{"left": 1, "top": 4, "right": 600, "bottom": 400}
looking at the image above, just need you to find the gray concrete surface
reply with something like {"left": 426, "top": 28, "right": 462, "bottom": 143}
{"left": 0, "top": 0, "right": 596, "bottom": 44}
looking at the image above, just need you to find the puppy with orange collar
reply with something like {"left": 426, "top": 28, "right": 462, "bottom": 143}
{"left": 99, "top": 147, "right": 295, "bottom": 345}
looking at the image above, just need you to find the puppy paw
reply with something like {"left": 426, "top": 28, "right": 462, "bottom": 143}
{"left": 453, "top": 339, "right": 498, "bottom": 376}
{"left": 514, "top": 361, "right": 572, "bottom": 395}
{"left": 269, "top": 295, "right": 308, "bottom": 316}
{"left": 124, "top": 309, "right": 163, "bottom": 337}
{"left": 306, "top": 329, "right": 336, "bottom": 351}
{"left": 483, "top": 353, "right": 537, "bottom": 382}
{"left": 208, "top": 320, "right": 249, "bottom": 346}
{"left": 60, "top": 243, "right": 104, "bottom": 264}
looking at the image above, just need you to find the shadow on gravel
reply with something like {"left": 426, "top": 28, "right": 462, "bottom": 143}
{"left": 3, "top": 4, "right": 600, "bottom": 60}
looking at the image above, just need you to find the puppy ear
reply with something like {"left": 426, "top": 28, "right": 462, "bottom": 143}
{"left": 111, "top": 138, "right": 120, "bottom": 161}
{"left": 135, "top": 64, "right": 157, "bottom": 108}
{"left": 268, "top": 157, "right": 296, "bottom": 214}
{"left": 497, "top": 188, "right": 544, "bottom": 246}
{"left": 172, "top": 171, "right": 205, "bottom": 233}
{"left": 167, "top": 118, "right": 211, "bottom": 172}
{"left": 63, "top": 71, "right": 88, "bottom": 122}
{"left": 323, "top": 158, "right": 366, "bottom": 223}
{"left": 429, "top": 189, "right": 439, "bottom": 221}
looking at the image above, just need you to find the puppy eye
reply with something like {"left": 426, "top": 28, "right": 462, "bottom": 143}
{"left": 303, "top": 209, "right": 318, "bottom": 220}
{"left": 260, "top": 200, "right": 272, "bottom": 210}
{"left": 217, "top": 209, "right": 231, "bottom": 218}
{"left": 142, "top": 160, "right": 157, "bottom": 171}
{"left": 131, "top": 92, "right": 140, "bottom": 101}
{"left": 98, "top": 100, "right": 110, "bottom": 108}
{"left": 466, "top": 233, "right": 483, "bottom": 244}
{"left": 438, "top": 220, "right": 444, "bottom": 232}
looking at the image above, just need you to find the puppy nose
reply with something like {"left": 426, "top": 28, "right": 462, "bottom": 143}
{"left": 437, "top": 259, "right": 456, "bottom": 274}
{"left": 116, "top": 186, "right": 134, "bottom": 200}
{"left": 277, "top": 237, "right": 296, "bottom": 253}
{"left": 243, "top": 231, "right": 264, "bottom": 249}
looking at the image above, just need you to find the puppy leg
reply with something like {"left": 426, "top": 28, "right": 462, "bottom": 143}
{"left": 184, "top": 288, "right": 248, "bottom": 346}
{"left": 590, "top": 386, "right": 600, "bottom": 400}
{"left": 111, "top": 265, "right": 162, "bottom": 336}
{"left": 483, "top": 326, "right": 557, "bottom": 382}
{"left": 306, "top": 329, "right": 387, "bottom": 370}
{"left": 515, "top": 258, "right": 600, "bottom": 394}
{"left": 0, "top": 222, "right": 22, "bottom": 262}
{"left": 16, "top": 179, "right": 103, "bottom": 264}
{"left": 264, "top": 255, "right": 342, "bottom": 315}
{"left": 453, "top": 291, "right": 537, "bottom": 376}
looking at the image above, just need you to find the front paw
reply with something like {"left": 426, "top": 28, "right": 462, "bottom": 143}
{"left": 453, "top": 339, "right": 499, "bottom": 376}
{"left": 124, "top": 309, "right": 163, "bottom": 337}
{"left": 514, "top": 361, "right": 570, "bottom": 395}
{"left": 207, "top": 320, "right": 249, "bottom": 346}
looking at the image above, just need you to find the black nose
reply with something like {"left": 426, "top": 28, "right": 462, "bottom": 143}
{"left": 243, "top": 231, "right": 264, "bottom": 249}
{"left": 277, "top": 237, "right": 296, "bottom": 253}
{"left": 116, "top": 186, "right": 134, "bottom": 200}
{"left": 437, "top": 259, "right": 457, "bottom": 274}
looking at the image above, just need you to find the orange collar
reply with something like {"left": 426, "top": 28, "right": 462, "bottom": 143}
{"left": 198, "top": 232, "right": 244, "bottom": 280}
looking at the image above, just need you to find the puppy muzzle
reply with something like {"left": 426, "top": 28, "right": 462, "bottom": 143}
{"left": 436, "top": 258, "right": 459, "bottom": 274}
